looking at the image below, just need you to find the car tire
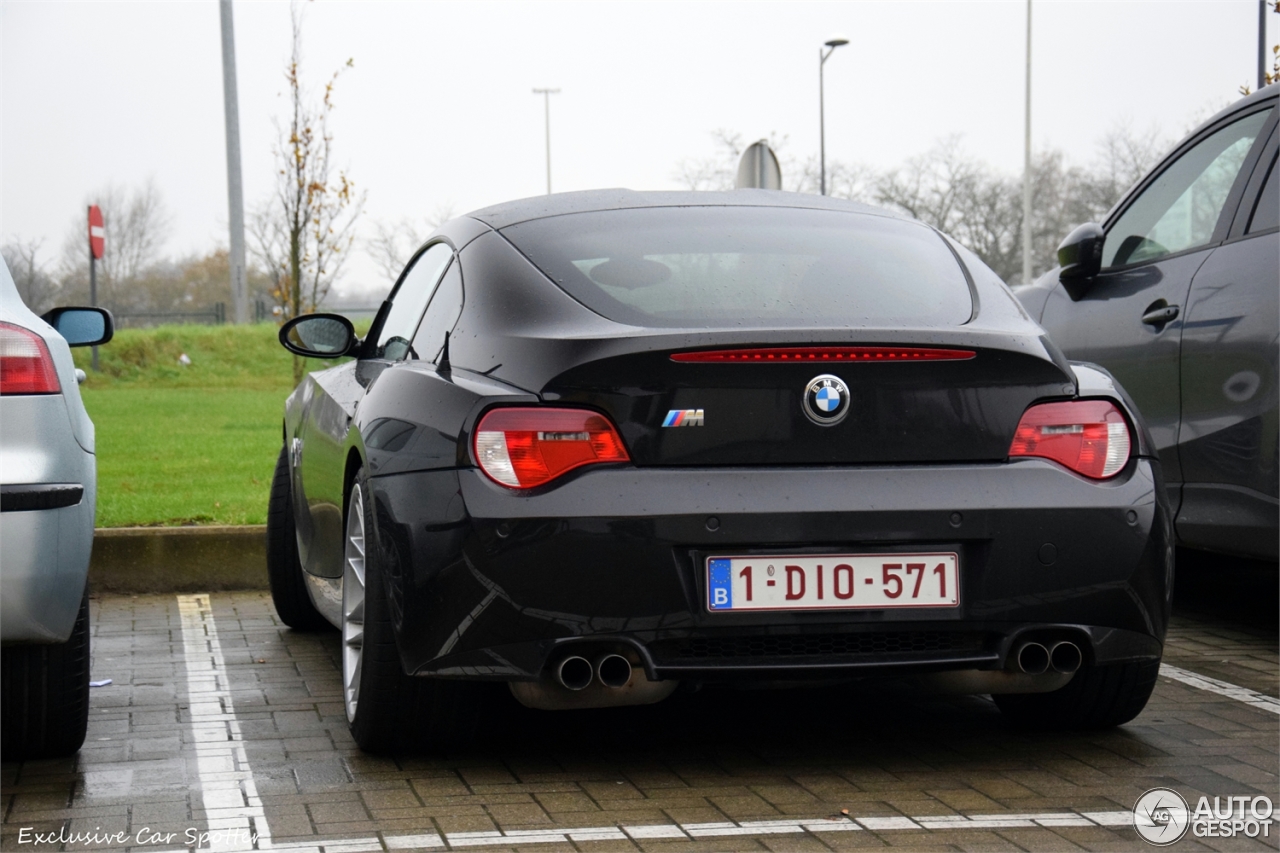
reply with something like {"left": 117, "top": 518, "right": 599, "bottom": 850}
{"left": 266, "top": 446, "right": 329, "bottom": 631}
{"left": 342, "top": 469, "right": 480, "bottom": 754}
{"left": 993, "top": 658, "right": 1161, "bottom": 730}
{"left": 1, "top": 583, "right": 91, "bottom": 759}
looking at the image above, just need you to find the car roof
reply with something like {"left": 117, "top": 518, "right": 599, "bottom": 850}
{"left": 464, "top": 188, "right": 910, "bottom": 230}
{"left": 1189, "top": 82, "right": 1278, "bottom": 138}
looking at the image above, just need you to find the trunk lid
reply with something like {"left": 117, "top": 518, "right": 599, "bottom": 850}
{"left": 543, "top": 339, "right": 1074, "bottom": 467}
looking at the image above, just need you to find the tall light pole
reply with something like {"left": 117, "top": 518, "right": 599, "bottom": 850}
{"left": 1021, "top": 0, "right": 1033, "bottom": 286}
{"left": 818, "top": 34, "right": 848, "bottom": 196}
{"left": 219, "top": 0, "right": 248, "bottom": 324}
{"left": 533, "top": 88, "right": 560, "bottom": 194}
{"left": 1261, "top": 0, "right": 1268, "bottom": 91}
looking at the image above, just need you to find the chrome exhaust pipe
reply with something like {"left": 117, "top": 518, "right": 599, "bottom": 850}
{"left": 1049, "top": 641, "right": 1082, "bottom": 674}
{"left": 596, "top": 654, "right": 632, "bottom": 689}
{"left": 1015, "top": 642, "right": 1050, "bottom": 675}
{"left": 556, "top": 656, "right": 593, "bottom": 691}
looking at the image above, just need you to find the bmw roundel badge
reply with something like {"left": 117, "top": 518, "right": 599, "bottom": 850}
{"left": 803, "top": 374, "right": 850, "bottom": 426}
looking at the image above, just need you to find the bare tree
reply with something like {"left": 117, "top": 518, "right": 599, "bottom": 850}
{"left": 252, "top": 0, "right": 365, "bottom": 371}
{"left": 674, "top": 129, "right": 745, "bottom": 191}
{"left": 1075, "top": 123, "right": 1168, "bottom": 220}
{"left": 365, "top": 203, "right": 455, "bottom": 284}
{"left": 55, "top": 180, "right": 172, "bottom": 310}
{"left": 673, "top": 122, "right": 1173, "bottom": 285}
{"left": 674, "top": 130, "right": 798, "bottom": 191}
{"left": 2, "top": 238, "right": 60, "bottom": 313}
{"left": 98, "top": 180, "right": 171, "bottom": 287}
{"left": 873, "top": 136, "right": 988, "bottom": 235}
{"left": 794, "top": 156, "right": 876, "bottom": 201}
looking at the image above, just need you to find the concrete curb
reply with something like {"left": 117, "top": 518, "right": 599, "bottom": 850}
{"left": 89, "top": 526, "right": 269, "bottom": 594}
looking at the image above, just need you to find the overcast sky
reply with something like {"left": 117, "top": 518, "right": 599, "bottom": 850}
{"left": 2, "top": 0, "right": 1272, "bottom": 298}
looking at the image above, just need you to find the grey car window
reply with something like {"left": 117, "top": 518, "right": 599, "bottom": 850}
{"left": 375, "top": 242, "right": 452, "bottom": 360}
{"left": 1103, "top": 110, "right": 1269, "bottom": 269}
{"left": 411, "top": 259, "right": 463, "bottom": 364}
{"left": 1246, "top": 153, "right": 1277, "bottom": 233}
{"left": 502, "top": 207, "right": 971, "bottom": 328}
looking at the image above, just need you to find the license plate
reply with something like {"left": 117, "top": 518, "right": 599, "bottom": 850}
{"left": 706, "top": 553, "right": 959, "bottom": 612}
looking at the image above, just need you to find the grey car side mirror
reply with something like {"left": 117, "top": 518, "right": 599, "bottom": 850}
{"left": 40, "top": 307, "right": 114, "bottom": 347}
{"left": 1057, "top": 222, "right": 1105, "bottom": 301}
{"left": 279, "top": 313, "right": 360, "bottom": 358}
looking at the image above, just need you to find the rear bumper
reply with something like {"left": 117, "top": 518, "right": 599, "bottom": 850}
{"left": 1, "top": 394, "right": 97, "bottom": 644}
{"left": 364, "top": 457, "right": 1172, "bottom": 682}
{"left": 0, "top": 484, "right": 95, "bottom": 643}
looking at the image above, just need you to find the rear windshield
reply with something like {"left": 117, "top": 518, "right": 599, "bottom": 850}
{"left": 501, "top": 206, "right": 972, "bottom": 328}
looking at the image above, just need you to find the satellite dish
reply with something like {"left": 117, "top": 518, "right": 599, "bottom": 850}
{"left": 735, "top": 140, "right": 782, "bottom": 190}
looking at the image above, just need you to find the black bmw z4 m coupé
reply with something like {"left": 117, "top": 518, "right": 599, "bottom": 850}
{"left": 268, "top": 190, "right": 1172, "bottom": 752}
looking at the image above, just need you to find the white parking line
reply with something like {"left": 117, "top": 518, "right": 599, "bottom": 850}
{"left": 178, "top": 594, "right": 272, "bottom": 851}
{"left": 1160, "top": 663, "right": 1280, "bottom": 715}
{"left": 372, "top": 811, "right": 1140, "bottom": 851}
{"left": 109, "top": 810, "right": 1138, "bottom": 852}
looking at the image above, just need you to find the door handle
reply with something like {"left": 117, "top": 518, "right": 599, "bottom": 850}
{"left": 1141, "top": 304, "right": 1180, "bottom": 326}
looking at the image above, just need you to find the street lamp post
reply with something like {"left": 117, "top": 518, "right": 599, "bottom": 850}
{"left": 219, "top": 0, "right": 248, "bottom": 325}
{"left": 1022, "top": 0, "right": 1033, "bottom": 286}
{"left": 532, "top": 88, "right": 560, "bottom": 194}
{"left": 819, "top": 35, "right": 848, "bottom": 196}
{"left": 1261, "top": 0, "right": 1268, "bottom": 91}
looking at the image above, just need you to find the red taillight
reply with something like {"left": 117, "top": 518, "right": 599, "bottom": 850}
{"left": 473, "top": 407, "right": 630, "bottom": 489}
{"left": 670, "top": 347, "right": 975, "bottom": 363}
{"left": 1009, "top": 400, "right": 1132, "bottom": 479}
{"left": 0, "top": 322, "right": 61, "bottom": 395}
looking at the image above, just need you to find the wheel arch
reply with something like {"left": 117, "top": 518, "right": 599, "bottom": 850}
{"left": 342, "top": 445, "right": 365, "bottom": 521}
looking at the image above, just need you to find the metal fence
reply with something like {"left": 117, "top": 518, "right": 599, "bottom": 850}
{"left": 114, "top": 303, "right": 228, "bottom": 329}
{"left": 113, "top": 301, "right": 382, "bottom": 329}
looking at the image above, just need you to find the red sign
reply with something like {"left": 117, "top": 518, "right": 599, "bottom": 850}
{"left": 88, "top": 205, "right": 104, "bottom": 260}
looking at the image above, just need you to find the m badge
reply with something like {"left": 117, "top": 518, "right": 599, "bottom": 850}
{"left": 663, "top": 409, "right": 704, "bottom": 427}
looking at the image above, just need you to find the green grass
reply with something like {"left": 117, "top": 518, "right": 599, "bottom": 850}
{"left": 84, "top": 388, "right": 283, "bottom": 526}
{"left": 73, "top": 322, "right": 364, "bottom": 527}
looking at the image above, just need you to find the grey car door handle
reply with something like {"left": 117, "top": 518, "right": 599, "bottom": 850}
{"left": 1142, "top": 304, "right": 1180, "bottom": 325}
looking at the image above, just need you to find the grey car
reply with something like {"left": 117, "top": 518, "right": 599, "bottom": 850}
{"left": 0, "top": 258, "right": 112, "bottom": 759}
{"left": 1015, "top": 85, "right": 1278, "bottom": 562}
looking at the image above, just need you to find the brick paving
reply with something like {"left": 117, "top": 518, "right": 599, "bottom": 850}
{"left": 1, "top": 588, "right": 1276, "bottom": 852}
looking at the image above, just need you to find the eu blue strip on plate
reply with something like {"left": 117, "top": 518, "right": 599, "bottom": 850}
{"left": 708, "top": 558, "right": 732, "bottom": 609}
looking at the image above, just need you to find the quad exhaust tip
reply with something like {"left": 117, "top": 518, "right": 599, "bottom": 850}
{"left": 1049, "top": 641, "right": 1082, "bottom": 674}
{"left": 1015, "top": 641, "right": 1050, "bottom": 675}
{"left": 596, "top": 654, "right": 633, "bottom": 688}
{"left": 556, "top": 656, "right": 593, "bottom": 691}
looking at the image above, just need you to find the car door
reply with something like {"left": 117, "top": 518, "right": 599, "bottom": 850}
{"left": 1176, "top": 116, "right": 1279, "bottom": 559}
{"left": 294, "top": 241, "right": 454, "bottom": 579}
{"left": 1038, "top": 105, "right": 1273, "bottom": 502}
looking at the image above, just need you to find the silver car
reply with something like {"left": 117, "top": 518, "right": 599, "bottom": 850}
{"left": 0, "top": 258, "right": 112, "bottom": 759}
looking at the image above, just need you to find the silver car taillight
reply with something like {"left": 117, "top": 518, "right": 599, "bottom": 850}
{"left": 0, "top": 322, "right": 61, "bottom": 395}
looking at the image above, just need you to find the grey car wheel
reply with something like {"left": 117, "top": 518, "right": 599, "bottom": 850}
{"left": 342, "top": 482, "right": 367, "bottom": 723}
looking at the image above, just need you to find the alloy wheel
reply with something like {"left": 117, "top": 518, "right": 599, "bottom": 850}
{"left": 341, "top": 484, "right": 366, "bottom": 722}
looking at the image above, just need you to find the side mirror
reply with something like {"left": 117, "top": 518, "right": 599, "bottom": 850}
{"left": 41, "top": 307, "right": 114, "bottom": 347}
{"left": 279, "top": 314, "right": 359, "bottom": 358}
{"left": 1057, "top": 222, "right": 1105, "bottom": 300}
